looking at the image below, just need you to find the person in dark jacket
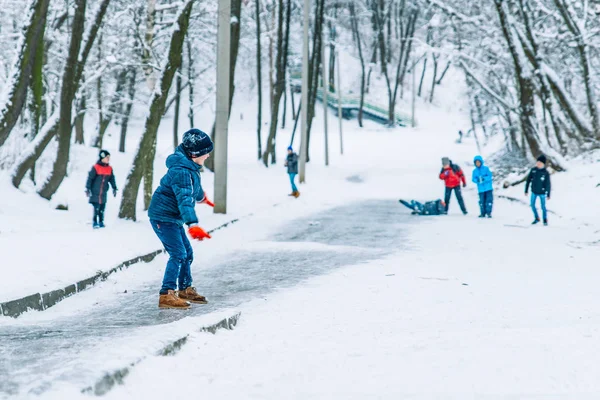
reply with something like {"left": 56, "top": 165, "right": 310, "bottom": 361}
{"left": 148, "top": 128, "right": 214, "bottom": 310}
{"left": 399, "top": 199, "right": 447, "bottom": 215}
{"left": 439, "top": 157, "right": 468, "bottom": 215}
{"left": 86, "top": 150, "right": 117, "bottom": 229}
{"left": 525, "top": 154, "right": 551, "bottom": 225}
{"left": 284, "top": 146, "right": 300, "bottom": 198}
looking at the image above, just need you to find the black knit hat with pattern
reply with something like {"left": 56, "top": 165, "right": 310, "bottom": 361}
{"left": 182, "top": 129, "right": 214, "bottom": 158}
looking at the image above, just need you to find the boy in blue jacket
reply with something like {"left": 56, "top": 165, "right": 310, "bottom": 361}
{"left": 472, "top": 155, "right": 493, "bottom": 218}
{"left": 148, "top": 129, "right": 215, "bottom": 309}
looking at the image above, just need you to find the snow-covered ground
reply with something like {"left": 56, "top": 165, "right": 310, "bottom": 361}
{"left": 3, "top": 71, "right": 600, "bottom": 398}
{"left": 86, "top": 155, "right": 600, "bottom": 399}
{"left": 103, "top": 211, "right": 600, "bottom": 399}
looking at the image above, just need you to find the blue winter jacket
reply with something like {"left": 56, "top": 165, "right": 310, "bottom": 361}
{"left": 471, "top": 155, "right": 493, "bottom": 193}
{"left": 148, "top": 145, "right": 205, "bottom": 226}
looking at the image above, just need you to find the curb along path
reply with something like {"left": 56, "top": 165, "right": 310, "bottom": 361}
{"left": 82, "top": 312, "right": 241, "bottom": 396}
{"left": 0, "top": 214, "right": 250, "bottom": 318}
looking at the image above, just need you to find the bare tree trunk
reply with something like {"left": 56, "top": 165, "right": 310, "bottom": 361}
{"left": 143, "top": 138, "right": 155, "bottom": 210}
{"left": 28, "top": 19, "right": 46, "bottom": 185}
{"left": 119, "top": 67, "right": 137, "bottom": 153}
{"left": 94, "top": 69, "right": 127, "bottom": 148}
{"left": 262, "top": 0, "right": 291, "bottom": 166}
{"left": 436, "top": 61, "right": 451, "bottom": 85}
{"left": 173, "top": 68, "right": 182, "bottom": 149}
{"left": 11, "top": 115, "right": 59, "bottom": 188}
{"left": 255, "top": 0, "right": 263, "bottom": 159}
{"left": 389, "top": 7, "right": 418, "bottom": 125}
{"left": 281, "top": 78, "right": 287, "bottom": 129}
{"left": 29, "top": 21, "right": 45, "bottom": 140}
{"left": 328, "top": 4, "right": 338, "bottom": 89}
{"left": 418, "top": 57, "right": 427, "bottom": 97}
{"left": 516, "top": 0, "right": 567, "bottom": 153}
{"left": 349, "top": 1, "right": 365, "bottom": 127}
{"left": 494, "top": 0, "right": 543, "bottom": 159}
{"left": 366, "top": 42, "right": 377, "bottom": 94}
{"left": 119, "top": 1, "right": 194, "bottom": 221}
{"left": 186, "top": 38, "right": 195, "bottom": 129}
{"left": 38, "top": 0, "right": 87, "bottom": 200}
{"left": 373, "top": 0, "right": 392, "bottom": 121}
{"left": 74, "top": 89, "right": 86, "bottom": 144}
{"left": 305, "top": 0, "right": 326, "bottom": 161}
{"left": 474, "top": 95, "right": 488, "bottom": 138}
{"left": 290, "top": 81, "right": 296, "bottom": 120}
{"left": 429, "top": 53, "right": 439, "bottom": 103}
{"left": 0, "top": 0, "right": 50, "bottom": 147}
{"left": 143, "top": 0, "right": 157, "bottom": 91}
{"left": 93, "top": 34, "right": 105, "bottom": 148}
{"left": 268, "top": 2, "right": 275, "bottom": 112}
{"left": 553, "top": 0, "right": 600, "bottom": 138}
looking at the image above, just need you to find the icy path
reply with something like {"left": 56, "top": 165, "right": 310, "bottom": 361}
{"left": 0, "top": 200, "right": 414, "bottom": 398}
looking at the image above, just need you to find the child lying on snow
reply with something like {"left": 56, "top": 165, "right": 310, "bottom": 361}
{"left": 399, "top": 199, "right": 447, "bottom": 215}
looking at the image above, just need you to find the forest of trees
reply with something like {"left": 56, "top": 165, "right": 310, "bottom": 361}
{"left": 1, "top": 0, "right": 599, "bottom": 215}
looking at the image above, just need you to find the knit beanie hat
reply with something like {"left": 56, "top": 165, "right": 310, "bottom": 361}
{"left": 537, "top": 154, "right": 547, "bottom": 164}
{"left": 99, "top": 149, "right": 110, "bottom": 160}
{"left": 182, "top": 129, "right": 214, "bottom": 158}
{"left": 287, "top": 146, "right": 293, "bottom": 151}
{"left": 442, "top": 157, "right": 450, "bottom": 166}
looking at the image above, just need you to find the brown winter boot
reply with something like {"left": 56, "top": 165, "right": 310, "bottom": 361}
{"left": 177, "top": 287, "right": 208, "bottom": 304}
{"left": 293, "top": 191, "right": 300, "bottom": 198}
{"left": 158, "top": 290, "right": 191, "bottom": 309}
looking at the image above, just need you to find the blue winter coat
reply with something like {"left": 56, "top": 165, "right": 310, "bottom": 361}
{"left": 148, "top": 145, "right": 205, "bottom": 226}
{"left": 471, "top": 155, "right": 493, "bottom": 193}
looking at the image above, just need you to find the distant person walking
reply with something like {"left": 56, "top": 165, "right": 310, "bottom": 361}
{"left": 439, "top": 157, "right": 468, "bottom": 215}
{"left": 525, "top": 155, "right": 551, "bottom": 226}
{"left": 472, "top": 155, "right": 493, "bottom": 218}
{"left": 86, "top": 150, "right": 117, "bottom": 229}
{"left": 285, "top": 146, "right": 300, "bottom": 198}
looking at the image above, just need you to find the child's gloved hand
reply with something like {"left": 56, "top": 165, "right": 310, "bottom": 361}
{"left": 462, "top": 183, "right": 467, "bottom": 188}
{"left": 202, "top": 196, "right": 215, "bottom": 207}
{"left": 188, "top": 224, "right": 211, "bottom": 241}
{"left": 85, "top": 189, "right": 90, "bottom": 197}
{"left": 113, "top": 188, "right": 118, "bottom": 197}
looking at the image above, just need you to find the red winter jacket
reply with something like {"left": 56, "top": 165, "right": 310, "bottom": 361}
{"left": 439, "top": 165, "right": 466, "bottom": 188}
{"left": 86, "top": 162, "right": 117, "bottom": 204}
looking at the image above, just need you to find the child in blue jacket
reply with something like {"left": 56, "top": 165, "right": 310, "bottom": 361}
{"left": 472, "top": 155, "right": 493, "bottom": 218}
{"left": 148, "top": 129, "right": 214, "bottom": 309}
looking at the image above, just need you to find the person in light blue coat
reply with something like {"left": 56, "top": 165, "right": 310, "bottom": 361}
{"left": 472, "top": 155, "right": 494, "bottom": 218}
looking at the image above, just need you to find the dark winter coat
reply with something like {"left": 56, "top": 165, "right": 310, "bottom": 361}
{"left": 400, "top": 199, "right": 447, "bottom": 215}
{"left": 86, "top": 162, "right": 117, "bottom": 205}
{"left": 416, "top": 200, "right": 446, "bottom": 215}
{"left": 285, "top": 153, "right": 299, "bottom": 174}
{"left": 148, "top": 145, "right": 205, "bottom": 226}
{"left": 439, "top": 163, "right": 466, "bottom": 188}
{"left": 525, "top": 167, "right": 551, "bottom": 197}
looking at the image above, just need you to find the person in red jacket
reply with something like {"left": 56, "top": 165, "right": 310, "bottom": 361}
{"left": 86, "top": 150, "right": 117, "bottom": 229}
{"left": 439, "top": 157, "right": 468, "bottom": 215}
